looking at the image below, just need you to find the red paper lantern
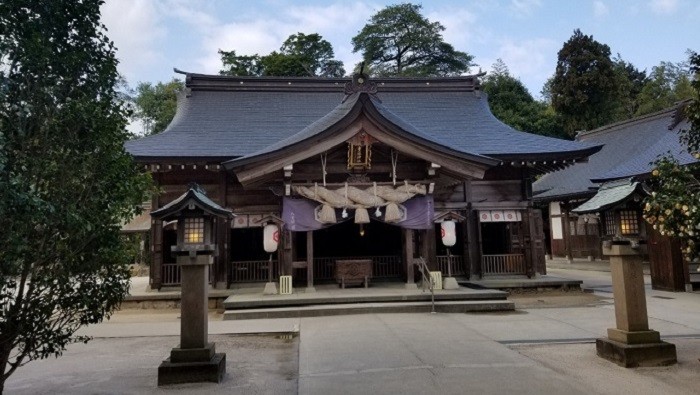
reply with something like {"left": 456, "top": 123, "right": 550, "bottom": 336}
{"left": 263, "top": 224, "right": 279, "bottom": 253}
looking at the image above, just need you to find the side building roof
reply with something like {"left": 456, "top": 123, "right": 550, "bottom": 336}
{"left": 533, "top": 103, "right": 696, "bottom": 202}
{"left": 126, "top": 71, "right": 599, "bottom": 167}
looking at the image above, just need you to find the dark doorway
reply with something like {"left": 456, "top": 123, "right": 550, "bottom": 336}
{"left": 314, "top": 220, "right": 402, "bottom": 258}
{"left": 481, "top": 223, "right": 511, "bottom": 254}
{"left": 230, "top": 227, "right": 270, "bottom": 261}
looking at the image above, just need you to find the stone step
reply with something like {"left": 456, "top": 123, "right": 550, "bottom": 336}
{"left": 222, "top": 290, "right": 507, "bottom": 310}
{"left": 222, "top": 300, "right": 515, "bottom": 320}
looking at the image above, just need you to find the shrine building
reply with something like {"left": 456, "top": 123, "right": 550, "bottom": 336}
{"left": 125, "top": 71, "right": 600, "bottom": 290}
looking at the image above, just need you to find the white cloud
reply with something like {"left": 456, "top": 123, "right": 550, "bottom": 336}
{"left": 593, "top": 1, "right": 609, "bottom": 18}
{"left": 509, "top": 0, "right": 542, "bottom": 17}
{"left": 649, "top": 0, "right": 679, "bottom": 14}
{"left": 427, "top": 8, "right": 478, "bottom": 51}
{"left": 183, "top": 2, "right": 373, "bottom": 75}
{"left": 101, "top": 0, "right": 167, "bottom": 83}
{"left": 484, "top": 37, "right": 558, "bottom": 97}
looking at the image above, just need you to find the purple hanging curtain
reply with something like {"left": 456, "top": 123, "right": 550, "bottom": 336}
{"left": 395, "top": 195, "right": 434, "bottom": 230}
{"left": 283, "top": 195, "right": 434, "bottom": 232}
{"left": 282, "top": 197, "right": 326, "bottom": 232}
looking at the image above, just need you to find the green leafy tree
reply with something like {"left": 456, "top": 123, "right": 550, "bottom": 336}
{"left": 482, "top": 60, "right": 564, "bottom": 138}
{"left": 551, "top": 29, "right": 620, "bottom": 136}
{"left": 644, "top": 51, "right": 700, "bottom": 262}
{"left": 218, "top": 50, "right": 264, "bottom": 76}
{"left": 133, "top": 79, "right": 184, "bottom": 135}
{"left": 220, "top": 33, "right": 345, "bottom": 77}
{"left": 636, "top": 59, "right": 694, "bottom": 116}
{"left": 351, "top": 3, "right": 473, "bottom": 77}
{"left": 612, "top": 55, "right": 648, "bottom": 119}
{"left": 0, "top": 0, "right": 151, "bottom": 389}
{"left": 277, "top": 33, "right": 345, "bottom": 77}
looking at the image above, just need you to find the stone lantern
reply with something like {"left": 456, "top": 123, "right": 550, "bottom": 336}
{"left": 151, "top": 183, "right": 233, "bottom": 385}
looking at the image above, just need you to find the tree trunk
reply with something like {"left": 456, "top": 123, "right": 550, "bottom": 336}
{"left": 0, "top": 341, "right": 12, "bottom": 394}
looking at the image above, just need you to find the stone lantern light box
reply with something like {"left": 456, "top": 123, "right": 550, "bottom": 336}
{"left": 151, "top": 183, "right": 233, "bottom": 386}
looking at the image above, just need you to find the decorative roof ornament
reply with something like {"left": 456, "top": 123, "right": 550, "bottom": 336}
{"left": 342, "top": 62, "right": 379, "bottom": 103}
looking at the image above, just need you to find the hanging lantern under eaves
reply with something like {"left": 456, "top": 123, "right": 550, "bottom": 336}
{"left": 441, "top": 221, "right": 456, "bottom": 247}
{"left": 263, "top": 223, "right": 280, "bottom": 253}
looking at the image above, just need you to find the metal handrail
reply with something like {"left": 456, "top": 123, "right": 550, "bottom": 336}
{"left": 415, "top": 257, "right": 435, "bottom": 314}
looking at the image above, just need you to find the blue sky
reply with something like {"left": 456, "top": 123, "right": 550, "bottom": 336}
{"left": 101, "top": 0, "right": 699, "bottom": 98}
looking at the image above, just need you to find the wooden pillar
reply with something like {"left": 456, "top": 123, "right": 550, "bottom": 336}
{"left": 461, "top": 218, "right": 470, "bottom": 279}
{"left": 280, "top": 229, "right": 293, "bottom": 276}
{"left": 425, "top": 227, "right": 437, "bottom": 271}
{"left": 563, "top": 205, "right": 573, "bottom": 261}
{"left": 474, "top": 211, "right": 484, "bottom": 278}
{"left": 306, "top": 230, "right": 315, "bottom": 291}
{"left": 523, "top": 207, "right": 536, "bottom": 278}
{"left": 404, "top": 229, "right": 416, "bottom": 288}
{"left": 150, "top": 171, "right": 163, "bottom": 290}
{"left": 214, "top": 169, "right": 229, "bottom": 289}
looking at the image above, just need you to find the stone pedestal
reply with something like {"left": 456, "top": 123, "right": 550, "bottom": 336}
{"left": 263, "top": 282, "right": 278, "bottom": 295}
{"left": 442, "top": 277, "right": 459, "bottom": 290}
{"left": 596, "top": 243, "right": 676, "bottom": 367}
{"left": 158, "top": 255, "right": 226, "bottom": 386}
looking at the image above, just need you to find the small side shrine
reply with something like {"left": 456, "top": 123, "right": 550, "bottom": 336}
{"left": 151, "top": 183, "right": 233, "bottom": 386}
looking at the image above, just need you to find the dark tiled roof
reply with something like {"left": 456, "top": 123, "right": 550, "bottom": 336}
{"left": 533, "top": 105, "right": 697, "bottom": 201}
{"left": 571, "top": 178, "right": 645, "bottom": 214}
{"left": 151, "top": 184, "right": 233, "bottom": 221}
{"left": 126, "top": 73, "right": 596, "bottom": 162}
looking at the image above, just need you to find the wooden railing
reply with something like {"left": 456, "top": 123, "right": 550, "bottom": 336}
{"left": 435, "top": 255, "right": 466, "bottom": 276}
{"left": 482, "top": 254, "right": 526, "bottom": 275}
{"left": 230, "top": 260, "right": 279, "bottom": 283}
{"left": 313, "top": 256, "right": 403, "bottom": 280}
{"left": 161, "top": 263, "right": 215, "bottom": 286}
{"left": 161, "top": 263, "right": 181, "bottom": 286}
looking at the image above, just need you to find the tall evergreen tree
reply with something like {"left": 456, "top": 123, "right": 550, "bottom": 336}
{"left": 551, "top": 29, "right": 620, "bottom": 136}
{"left": 0, "top": 0, "right": 150, "bottom": 389}
{"left": 482, "top": 60, "right": 564, "bottom": 138}
{"left": 351, "top": 3, "right": 472, "bottom": 77}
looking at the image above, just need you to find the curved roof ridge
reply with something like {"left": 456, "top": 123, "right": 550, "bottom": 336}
{"left": 576, "top": 105, "right": 680, "bottom": 141}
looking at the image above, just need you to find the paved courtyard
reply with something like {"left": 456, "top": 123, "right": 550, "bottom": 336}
{"left": 5, "top": 268, "right": 700, "bottom": 394}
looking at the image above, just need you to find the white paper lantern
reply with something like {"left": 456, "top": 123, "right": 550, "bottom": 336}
{"left": 263, "top": 224, "right": 280, "bottom": 253}
{"left": 440, "top": 221, "right": 456, "bottom": 247}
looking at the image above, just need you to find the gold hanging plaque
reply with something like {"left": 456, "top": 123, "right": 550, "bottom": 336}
{"left": 347, "top": 131, "right": 375, "bottom": 170}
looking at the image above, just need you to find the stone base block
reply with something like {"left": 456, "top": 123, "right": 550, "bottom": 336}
{"left": 263, "top": 282, "right": 278, "bottom": 295}
{"left": 442, "top": 277, "right": 459, "bottom": 290}
{"left": 607, "top": 328, "right": 660, "bottom": 345}
{"left": 404, "top": 283, "right": 418, "bottom": 290}
{"left": 305, "top": 287, "right": 316, "bottom": 293}
{"left": 170, "top": 343, "right": 215, "bottom": 363}
{"left": 596, "top": 338, "right": 676, "bottom": 368}
{"left": 158, "top": 353, "right": 226, "bottom": 386}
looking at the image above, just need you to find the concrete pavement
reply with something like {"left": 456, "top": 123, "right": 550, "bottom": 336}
{"left": 5, "top": 268, "right": 700, "bottom": 394}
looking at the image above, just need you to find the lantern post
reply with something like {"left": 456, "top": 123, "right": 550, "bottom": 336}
{"left": 436, "top": 211, "right": 465, "bottom": 290}
{"left": 151, "top": 184, "right": 233, "bottom": 386}
{"left": 262, "top": 219, "right": 281, "bottom": 295}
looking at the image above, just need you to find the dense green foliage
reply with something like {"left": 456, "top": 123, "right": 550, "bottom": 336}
{"left": 551, "top": 29, "right": 620, "bottom": 137}
{"left": 133, "top": 79, "right": 184, "bottom": 135}
{"left": 0, "top": 0, "right": 151, "bottom": 388}
{"left": 351, "top": 3, "right": 472, "bottom": 77}
{"left": 635, "top": 60, "right": 693, "bottom": 116}
{"left": 220, "top": 33, "right": 345, "bottom": 77}
{"left": 482, "top": 60, "right": 564, "bottom": 139}
{"left": 644, "top": 51, "right": 700, "bottom": 262}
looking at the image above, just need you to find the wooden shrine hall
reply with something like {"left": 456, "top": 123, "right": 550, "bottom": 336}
{"left": 126, "top": 70, "right": 600, "bottom": 290}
